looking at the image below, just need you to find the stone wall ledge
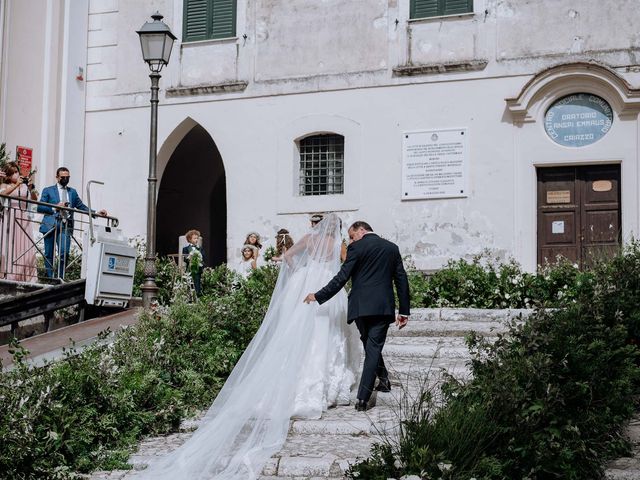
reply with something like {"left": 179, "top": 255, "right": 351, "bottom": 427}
{"left": 166, "top": 81, "right": 248, "bottom": 97}
{"left": 409, "top": 307, "right": 535, "bottom": 322}
{"left": 393, "top": 59, "right": 488, "bottom": 76}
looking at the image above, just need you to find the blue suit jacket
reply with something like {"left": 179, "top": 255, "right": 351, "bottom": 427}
{"left": 37, "top": 184, "right": 90, "bottom": 234}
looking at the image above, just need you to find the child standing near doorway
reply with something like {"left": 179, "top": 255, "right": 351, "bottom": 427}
{"left": 182, "top": 229, "right": 204, "bottom": 296}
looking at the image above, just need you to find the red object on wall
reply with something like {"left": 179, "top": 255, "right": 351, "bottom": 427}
{"left": 16, "top": 146, "right": 33, "bottom": 177}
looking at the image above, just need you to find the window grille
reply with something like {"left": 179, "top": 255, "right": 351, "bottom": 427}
{"left": 298, "top": 134, "right": 344, "bottom": 196}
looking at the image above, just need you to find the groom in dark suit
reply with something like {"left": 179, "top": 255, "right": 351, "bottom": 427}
{"left": 304, "top": 221, "right": 410, "bottom": 411}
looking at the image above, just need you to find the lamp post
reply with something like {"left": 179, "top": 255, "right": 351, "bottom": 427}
{"left": 137, "top": 12, "right": 176, "bottom": 308}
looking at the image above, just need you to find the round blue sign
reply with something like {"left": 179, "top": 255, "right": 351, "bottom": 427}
{"left": 544, "top": 93, "right": 613, "bottom": 147}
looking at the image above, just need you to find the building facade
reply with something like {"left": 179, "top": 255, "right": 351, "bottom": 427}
{"left": 3, "top": 0, "right": 640, "bottom": 271}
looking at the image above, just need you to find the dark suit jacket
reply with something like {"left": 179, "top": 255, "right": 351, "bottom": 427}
{"left": 37, "top": 184, "right": 90, "bottom": 235}
{"left": 315, "top": 233, "right": 410, "bottom": 323}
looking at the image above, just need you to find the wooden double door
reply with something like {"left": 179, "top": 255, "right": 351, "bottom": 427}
{"left": 537, "top": 164, "right": 621, "bottom": 267}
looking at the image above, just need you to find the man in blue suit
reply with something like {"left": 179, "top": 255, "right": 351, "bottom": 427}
{"left": 37, "top": 167, "right": 108, "bottom": 278}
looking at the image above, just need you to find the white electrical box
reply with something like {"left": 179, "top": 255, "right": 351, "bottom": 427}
{"left": 82, "top": 225, "right": 136, "bottom": 307}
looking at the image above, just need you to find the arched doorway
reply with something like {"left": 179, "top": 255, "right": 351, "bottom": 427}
{"left": 156, "top": 124, "right": 226, "bottom": 267}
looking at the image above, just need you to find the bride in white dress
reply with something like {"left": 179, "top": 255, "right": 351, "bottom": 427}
{"left": 139, "top": 213, "right": 360, "bottom": 479}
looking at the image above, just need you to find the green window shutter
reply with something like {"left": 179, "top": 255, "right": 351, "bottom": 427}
{"left": 443, "top": 0, "right": 473, "bottom": 15}
{"left": 211, "top": 0, "right": 236, "bottom": 39}
{"left": 183, "top": 0, "right": 208, "bottom": 42}
{"left": 410, "top": 0, "right": 472, "bottom": 18}
{"left": 411, "top": 0, "right": 438, "bottom": 19}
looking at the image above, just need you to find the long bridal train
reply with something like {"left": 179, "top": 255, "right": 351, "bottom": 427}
{"left": 138, "top": 213, "right": 360, "bottom": 479}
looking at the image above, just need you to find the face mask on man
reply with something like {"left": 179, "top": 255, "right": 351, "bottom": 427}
{"left": 58, "top": 177, "right": 69, "bottom": 187}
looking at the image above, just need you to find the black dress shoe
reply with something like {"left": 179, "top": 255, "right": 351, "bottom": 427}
{"left": 355, "top": 399, "right": 368, "bottom": 411}
{"left": 375, "top": 378, "right": 391, "bottom": 392}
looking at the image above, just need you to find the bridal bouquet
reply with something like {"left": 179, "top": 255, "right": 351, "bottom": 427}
{"left": 188, "top": 248, "right": 203, "bottom": 275}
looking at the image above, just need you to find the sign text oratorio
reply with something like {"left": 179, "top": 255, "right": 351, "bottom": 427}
{"left": 544, "top": 93, "right": 613, "bottom": 147}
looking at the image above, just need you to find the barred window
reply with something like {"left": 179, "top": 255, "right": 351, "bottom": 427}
{"left": 298, "top": 134, "right": 344, "bottom": 196}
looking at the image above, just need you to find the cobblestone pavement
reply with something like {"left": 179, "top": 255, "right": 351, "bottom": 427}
{"left": 87, "top": 308, "right": 640, "bottom": 479}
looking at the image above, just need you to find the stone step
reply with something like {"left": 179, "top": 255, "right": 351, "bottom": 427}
{"left": 383, "top": 339, "right": 472, "bottom": 359}
{"left": 387, "top": 307, "right": 531, "bottom": 338}
{"left": 605, "top": 418, "right": 640, "bottom": 479}
{"left": 388, "top": 319, "right": 508, "bottom": 337}
{"left": 386, "top": 355, "right": 471, "bottom": 376}
{"left": 409, "top": 308, "right": 533, "bottom": 323}
{"left": 291, "top": 403, "right": 397, "bottom": 436}
{"left": 385, "top": 335, "right": 484, "bottom": 347}
{"left": 259, "top": 477, "right": 344, "bottom": 480}
{"left": 606, "top": 468, "right": 640, "bottom": 480}
{"left": 265, "top": 433, "right": 378, "bottom": 477}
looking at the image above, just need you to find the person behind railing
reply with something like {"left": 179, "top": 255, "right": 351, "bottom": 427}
{"left": 37, "top": 167, "right": 108, "bottom": 279}
{"left": 0, "top": 162, "right": 38, "bottom": 282}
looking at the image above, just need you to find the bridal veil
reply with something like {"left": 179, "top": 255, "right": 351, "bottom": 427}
{"left": 139, "top": 213, "right": 355, "bottom": 479}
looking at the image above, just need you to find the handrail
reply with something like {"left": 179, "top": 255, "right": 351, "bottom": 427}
{"left": 86, "top": 180, "right": 105, "bottom": 245}
{"left": 0, "top": 190, "right": 119, "bottom": 283}
{"left": 0, "top": 192, "right": 119, "bottom": 227}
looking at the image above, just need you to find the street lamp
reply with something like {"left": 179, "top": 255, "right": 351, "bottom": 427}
{"left": 137, "top": 12, "right": 176, "bottom": 308}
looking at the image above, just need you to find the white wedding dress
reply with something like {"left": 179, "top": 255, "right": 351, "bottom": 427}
{"left": 139, "top": 214, "right": 360, "bottom": 479}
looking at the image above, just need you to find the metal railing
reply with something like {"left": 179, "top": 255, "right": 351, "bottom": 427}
{"left": 0, "top": 192, "right": 118, "bottom": 284}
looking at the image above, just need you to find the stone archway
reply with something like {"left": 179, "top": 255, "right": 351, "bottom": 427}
{"left": 156, "top": 123, "right": 226, "bottom": 267}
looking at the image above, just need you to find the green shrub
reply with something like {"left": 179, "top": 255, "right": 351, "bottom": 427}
{"left": 348, "top": 244, "right": 640, "bottom": 480}
{"left": 408, "top": 252, "right": 591, "bottom": 309}
{"left": 0, "top": 264, "right": 277, "bottom": 479}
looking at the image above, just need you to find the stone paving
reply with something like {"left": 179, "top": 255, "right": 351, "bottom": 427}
{"left": 86, "top": 307, "right": 640, "bottom": 480}
{"left": 606, "top": 417, "right": 640, "bottom": 480}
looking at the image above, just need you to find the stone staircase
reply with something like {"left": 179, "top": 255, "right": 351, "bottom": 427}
{"left": 259, "top": 308, "right": 528, "bottom": 480}
{"left": 87, "top": 308, "right": 530, "bottom": 479}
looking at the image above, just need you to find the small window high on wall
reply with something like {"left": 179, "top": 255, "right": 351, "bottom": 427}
{"left": 410, "top": 0, "right": 473, "bottom": 19}
{"left": 183, "top": 0, "right": 237, "bottom": 42}
{"left": 298, "top": 134, "right": 344, "bottom": 196}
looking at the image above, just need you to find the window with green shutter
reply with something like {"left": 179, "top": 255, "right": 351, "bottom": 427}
{"left": 410, "top": 0, "right": 473, "bottom": 19}
{"left": 183, "top": 0, "right": 236, "bottom": 42}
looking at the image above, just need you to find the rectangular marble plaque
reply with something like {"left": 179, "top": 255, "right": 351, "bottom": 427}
{"left": 401, "top": 128, "right": 469, "bottom": 200}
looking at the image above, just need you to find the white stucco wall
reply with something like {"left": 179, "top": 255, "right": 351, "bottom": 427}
{"left": 0, "top": 0, "right": 88, "bottom": 185}
{"left": 85, "top": 75, "right": 527, "bottom": 270}
{"left": 0, "top": 0, "right": 51, "bottom": 176}
{"left": 4, "top": 0, "right": 640, "bottom": 271}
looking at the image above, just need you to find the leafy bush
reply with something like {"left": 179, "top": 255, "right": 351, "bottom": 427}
{"left": 0, "top": 264, "right": 277, "bottom": 479}
{"left": 408, "top": 252, "right": 590, "bottom": 309}
{"left": 348, "top": 244, "right": 640, "bottom": 480}
{"left": 5, "top": 242, "right": 639, "bottom": 479}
